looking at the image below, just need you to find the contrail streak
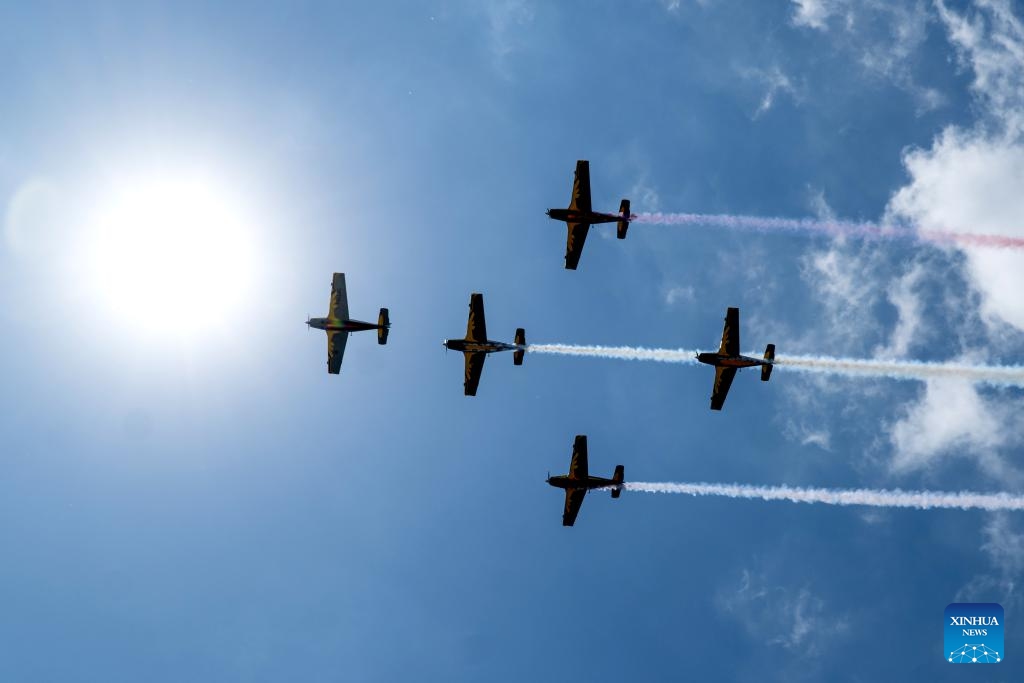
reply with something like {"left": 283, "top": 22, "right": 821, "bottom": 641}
{"left": 526, "top": 344, "right": 1024, "bottom": 387}
{"left": 630, "top": 212, "right": 1024, "bottom": 250}
{"left": 526, "top": 344, "right": 700, "bottom": 365}
{"left": 772, "top": 355, "right": 1024, "bottom": 386}
{"left": 621, "top": 481, "right": 1024, "bottom": 512}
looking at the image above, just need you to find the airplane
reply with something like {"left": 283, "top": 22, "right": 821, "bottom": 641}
{"left": 546, "top": 160, "right": 632, "bottom": 270}
{"left": 306, "top": 273, "right": 390, "bottom": 374}
{"left": 546, "top": 435, "right": 624, "bottom": 527}
{"left": 695, "top": 307, "right": 775, "bottom": 410}
{"left": 443, "top": 292, "right": 525, "bottom": 396}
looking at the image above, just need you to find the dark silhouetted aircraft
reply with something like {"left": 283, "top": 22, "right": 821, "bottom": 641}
{"left": 696, "top": 307, "right": 775, "bottom": 410}
{"left": 546, "top": 435, "right": 624, "bottom": 527}
{"left": 546, "top": 160, "right": 631, "bottom": 270}
{"left": 307, "top": 273, "right": 390, "bottom": 374}
{"left": 443, "top": 293, "right": 525, "bottom": 396}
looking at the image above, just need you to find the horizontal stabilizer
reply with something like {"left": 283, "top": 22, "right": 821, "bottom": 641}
{"left": 514, "top": 328, "right": 526, "bottom": 365}
{"left": 617, "top": 199, "right": 630, "bottom": 239}
{"left": 378, "top": 308, "right": 390, "bottom": 345}
{"left": 611, "top": 464, "right": 624, "bottom": 498}
{"left": 761, "top": 343, "right": 775, "bottom": 381}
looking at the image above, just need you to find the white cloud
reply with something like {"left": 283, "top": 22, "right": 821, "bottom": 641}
{"left": 789, "top": 1, "right": 942, "bottom": 113}
{"left": 885, "top": 1, "right": 1024, "bottom": 331}
{"left": 739, "top": 66, "right": 799, "bottom": 118}
{"left": 873, "top": 261, "right": 925, "bottom": 359}
{"left": 718, "top": 570, "right": 849, "bottom": 657}
{"left": 782, "top": 419, "right": 831, "bottom": 450}
{"left": 957, "top": 513, "right": 1024, "bottom": 608}
{"left": 783, "top": 421, "right": 832, "bottom": 450}
{"left": 800, "top": 245, "right": 884, "bottom": 349}
{"left": 791, "top": 0, "right": 834, "bottom": 30}
{"left": 981, "top": 513, "right": 1024, "bottom": 576}
{"left": 887, "top": 378, "right": 1019, "bottom": 477}
{"left": 887, "top": 129, "right": 1024, "bottom": 330}
{"left": 936, "top": 0, "right": 1024, "bottom": 135}
{"left": 662, "top": 0, "right": 714, "bottom": 10}
{"left": 663, "top": 284, "right": 694, "bottom": 306}
{"left": 827, "top": 0, "right": 1024, "bottom": 477}
{"left": 628, "top": 178, "right": 660, "bottom": 213}
{"left": 484, "top": 0, "right": 535, "bottom": 66}
{"left": 807, "top": 187, "right": 836, "bottom": 222}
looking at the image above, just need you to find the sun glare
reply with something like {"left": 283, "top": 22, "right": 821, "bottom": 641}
{"left": 90, "top": 175, "right": 256, "bottom": 337}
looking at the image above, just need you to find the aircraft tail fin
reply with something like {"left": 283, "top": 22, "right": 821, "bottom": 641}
{"left": 617, "top": 199, "right": 630, "bottom": 239}
{"left": 513, "top": 328, "right": 526, "bottom": 365}
{"left": 761, "top": 343, "right": 775, "bottom": 381}
{"left": 377, "top": 308, "right": 390, "bottom": 345}
{"left": 611, "top": 465, "right": 624, "bottom": 498}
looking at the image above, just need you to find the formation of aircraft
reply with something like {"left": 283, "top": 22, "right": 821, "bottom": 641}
{"left": 306, "top": 163, "right": 780, "bottom": 526}
{"left": 546, "top": 435, "right": 624, "bottom": 526}
{"left": 306, "top": 273, "right": 390, "bottom": 374}
{"left": 547, "top": 160, "right": 632, "bottom": 270}
{"left": 696, "top": 307, "right": 775, "bottom": 411}
{"left": 443, "top": 293, "right": 526, "bottom": 396}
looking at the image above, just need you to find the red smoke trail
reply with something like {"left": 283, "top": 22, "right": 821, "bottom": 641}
{"left": 631, "top": 212, "right": 1024, "bottom": 249}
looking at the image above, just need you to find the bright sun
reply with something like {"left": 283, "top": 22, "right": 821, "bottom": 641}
{"left": 90, "top": 175, "right": 256, "bottom": 337}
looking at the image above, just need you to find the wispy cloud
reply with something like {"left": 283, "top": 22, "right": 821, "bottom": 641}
{"left": 790, "top": 0, "right": 834, "bottom": 30}
{"left": 789, "top": 0, "right": 943, "bottom": 113}
{"left": 887, "top": 378, "right": 1023, "bottom": 480}
{"left": 957, "top": 513, "right": 1024, "bottom": 608}
{"left": 873, "top": 261, "right": 925, "bottom": 359}
{"left": 936, "top": 0, "right": 1024, "bottom": 135}
{"left": 481, "top": 0, "right": 535, "bottom": 74}
{"left": 718, "top": 570, "right": 849, "bottom": 658}
{"left": 739, "top": 66, "right": 799, "bottom": 118}
{"left": 784, "top": 420, "right": 832, "bottom": 450}
{"left": 663, "top": 284, "right": 694, "bottom": 306}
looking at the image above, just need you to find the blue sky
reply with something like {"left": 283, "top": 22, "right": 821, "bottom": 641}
{"left": 3, "top": 1, "right": 1024, "bottom": 680}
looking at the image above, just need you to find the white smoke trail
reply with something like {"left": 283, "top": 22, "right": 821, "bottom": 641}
{"left": 773, "top": 355, "right": 1024, "bottom": 387}
{"left": 526, "top": 344, "right": 700, "bottom": 365}
{"left": 621, "top": 481, "right": 1024, "bottom": 511}
{"left": 526, "top": 344, "right": 1024, "bottom": 387}
{"left": 631, "top": 212, "right": 1024, "bottom": 250}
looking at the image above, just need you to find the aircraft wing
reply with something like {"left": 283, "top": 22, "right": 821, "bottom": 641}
{"left": 464, "top": 352, "right": 485, "bottom": 396}
{"left": 717, "top": 307, "right": 740, "bottom": 356}
{"left": 562, "top": 488, "right": 587, "bottom": 527}
{"left": 327, "top": 330, "right": 349, "bottom": 375}
{"left": 330, "top": 273, "right": 350, "bottom": 321}
{"left": 710, "top": 366, "right": 737, "bottom": 411}
{"left": 569, "top": 435, "right": 589, "bottom": 480}
{"left": 466, "top": 293, "right": 487, "bottom": 343}
{"left": 568, "top": 160, "right": 592, "bottom": 214}
{"left": 564, "top": 222, "right": 590, "bottom": 270}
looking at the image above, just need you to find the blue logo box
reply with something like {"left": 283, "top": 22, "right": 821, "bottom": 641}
{"left": 945, "top": 603, "right": 1003, "bottom": 663}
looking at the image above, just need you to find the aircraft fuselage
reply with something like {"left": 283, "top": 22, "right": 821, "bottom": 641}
{"left": 546, "top": 208, "right": 624, "bottom": 225}
{"left": 307, "top": 317, "right": 382, "bottom": 332}
{"left": 443, "top": 339, "right": 519, "bottom": 354}
{"left": 696, "top": 352, "right": 769, "bottom": 369}
{"left": 547, "top": 475, "right": 618, "bottom": 491}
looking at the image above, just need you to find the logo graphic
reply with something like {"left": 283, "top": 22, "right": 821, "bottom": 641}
{"left": 945, "top": 603, "right": 1003, "bottom": 663}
